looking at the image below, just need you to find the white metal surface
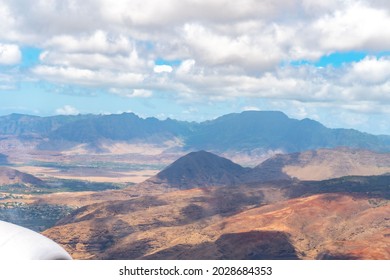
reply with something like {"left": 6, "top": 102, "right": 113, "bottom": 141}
{"left": 0, "top": 221, "right": 72, "bottom": 260}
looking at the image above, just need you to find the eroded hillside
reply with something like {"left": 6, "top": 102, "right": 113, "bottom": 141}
{"left": 43, "top": 174, "right": 390, "bottom": 259}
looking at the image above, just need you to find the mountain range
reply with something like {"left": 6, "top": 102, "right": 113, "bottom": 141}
{"left": 1, "top": 111, "right": 390, "bottom": 153}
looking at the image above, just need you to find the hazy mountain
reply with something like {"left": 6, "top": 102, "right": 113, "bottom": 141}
{"left": 243, "top": 147, "right": 390, "bottom": 182}
{"left": 0, "top": 113, "right": 87, "bottom": 137}
{"left": 186, "top": 111, "right": 390, "bottom": 152}
{"left": 1, "top": 111, "right": 389, "bottom": 153}
{"left": 48, "top": 113, "right": 195, "bottom": 143}
{"left": 0, "top": 166, "right": 44, "bottom": 186}
{"left": 146, "top": 150, "right": 249, "bottom": 188}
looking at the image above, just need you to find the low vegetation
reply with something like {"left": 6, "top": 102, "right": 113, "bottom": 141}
{"left": 0, "top": 203, "right": 74, "bottom": 232}
{"left": 0, "top": 179, "right": 126, "bottom": 194}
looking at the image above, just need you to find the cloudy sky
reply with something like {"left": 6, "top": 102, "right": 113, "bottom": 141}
{"left": 0, "top": 0, "right": 389, "bottom": 134}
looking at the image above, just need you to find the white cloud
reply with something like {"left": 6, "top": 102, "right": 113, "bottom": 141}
{"left": 40, "top": 49, "right": 148, "bottom": 72}
{"left": 32, "top": 65, "right": 145, "bottom": 87}
{"left": 182, "top": 107, "right": 199, "bottom": 114}
{"left": 0, "top": 71, "right": 18, "bottom": 90}
{"left": 242, "top": 106, "right": 260, "bottom": 111}
{"left": 154, "top": 65, "right": 173, "bottom": 73}
{"left": 56, "top": 105, "right": 79, "bottom": 115}
{"left": 155, "top": 55, "right": 390, "bottom": 109}
{"left": 0, "top": 0, "right": 104, "bottom": 42}
{"left": 0, "top": 43, "right": 21, "bottom": 64}
{"left": 0, "top": 3, "right": 18, "bottom": 41}
{"left": 131, "top": 89, "right": 153, "bottom": 98}
{"left": 109, "top": 88, "right": 152, "bottom": 98}
{"left": 181, "top": 23, "right": 283, "bottom": 72}
{"left": 45, "top": 31, "right": 133, "bottom": 54}
{"left": 311, "top": 2, "right": 390, "bottom": 51}
{"left": 176, "top": 59, "right": 196, "bottom": 75}
{"left": 2, "top": 0, "right": 390, "bottom": 56}
{"left": 98, "top": 0, "right": 291, "bottom": 28}
{"left": 346, "top": 56, "right": 390, "bottom": 84}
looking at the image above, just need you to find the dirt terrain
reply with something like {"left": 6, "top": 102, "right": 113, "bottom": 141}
{"left": 43, "top": 188, "right": 390, "bottom": 260}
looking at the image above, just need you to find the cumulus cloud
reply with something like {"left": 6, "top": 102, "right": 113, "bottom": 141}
{"left": 310, "top": 2, "right": 390, "bottom": 51}
{"left": 39, "top": 49, "right": 148, "bottom": 72}
{"left": 32, "top": 65, "right": 145, "bottom": 87}
{"left": 345, "top": 56, "right": 390, "bottom": 84}
{"left": 154, "top": 65, "right": 173, "bottom": 73}
{"left": 44, "top": 31, "right": 133, "bottom": 54}
{"left": 0, "top": 0, "right": 390, "bottom": 130}
{"left": 181, "top": 23, "right": 284, "bottom": 72}
{"left": 154, "top": 54, "right": 390, "bottom": 112}
{"left": 0, "top": 43, "right": 21, "bottom": 64}
{"left": 242, "top": 106, "right": 260, "bottom": 111}
{"left": 109, "top": 88, "right": 153, "bottom": 98}
{"left": 56, "top": 105, "right": 79, "bottom": 115}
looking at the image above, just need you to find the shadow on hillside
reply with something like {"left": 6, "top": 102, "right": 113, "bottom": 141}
{"left": 241, "top": 152, "right": 303, "bottom": 183}
{"left": 287, "top": 175, "right": 390, "bottom": 200}
{"left": 316, "top": 251, "right": 360, "bottom": 260}
{"left": 103, "top": 238, "right": 154, "bottom": 259}
{"left": 177, "top": 187, "right": 266, "bottom": 225}
{"left": 208, "top": 187, "right": 265, "bottom": 216}
{"left": 142, "top": 231, "right": 299, "bottom": 260}
{"left": 57, "top": 196, "right": 168, "bottom": 225}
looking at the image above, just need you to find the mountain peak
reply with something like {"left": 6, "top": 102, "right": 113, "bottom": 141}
{"left": 240, "top": 110, "right": 288, "bottom": 117}
{"left": 0, "top": 166, "right": 44, "bottom": 186}
{"left": 147, "top": 151, "right": 248, "bottom": 189}
{"left": 214, "top": 110, "right": 289, "bottom": 122}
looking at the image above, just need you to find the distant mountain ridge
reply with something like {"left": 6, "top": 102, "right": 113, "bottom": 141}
{"left": 48, "top": 113, "right": 194, "bottom": 143}
{"left": 1, "top": 111, "right": 390, "bottom": 153}
{"left": 0, "top": 113, "right": 89, "bottom": 137}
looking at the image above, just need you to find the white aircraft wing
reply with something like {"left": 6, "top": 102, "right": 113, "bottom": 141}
{"left": 0, "top": 221, "right": 72, "bottom": 260}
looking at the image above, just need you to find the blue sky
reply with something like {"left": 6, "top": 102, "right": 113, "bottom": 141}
{"left": 0, "top": 0, "right": 390, "bottom": 135}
